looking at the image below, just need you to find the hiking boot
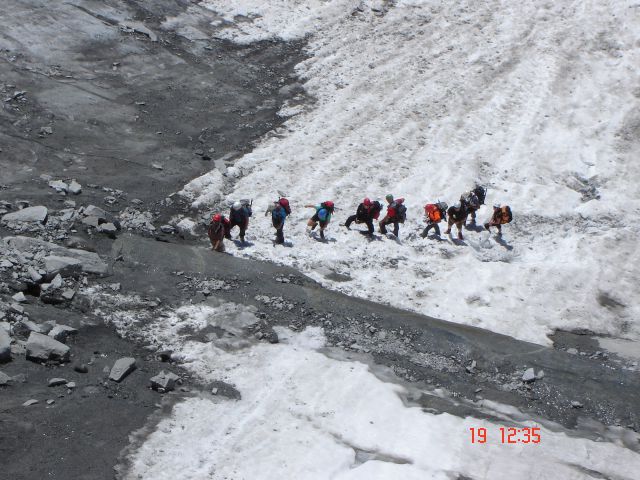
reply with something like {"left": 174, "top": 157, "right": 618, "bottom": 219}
{"left": 458, "top": 232, "right": 464, "bottom": 240}
{"left": 444, "top": 229, "right": 451, "bottom": 235}
{"left": 483, "top": 223, "right": 490, "bottom": 230}
{"left": 320, "top": 230, "right": 325, "bottom": 239}
{"left": 240, "top": 236, "right": 245, "bottom": 243}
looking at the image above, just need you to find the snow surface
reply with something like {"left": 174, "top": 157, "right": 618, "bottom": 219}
{"left": 192, "top": 0, "right": 640, "bottom": 345}
{"left": 111, "top": 301, "right": 640, "bottom": 480}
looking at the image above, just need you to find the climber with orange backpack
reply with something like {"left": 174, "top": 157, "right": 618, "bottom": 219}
{"left": 305, "top": 201, "right": 335, "bottom": 240}
{"left": 420, "top": 201, "right": 448, "bottom": 239}
{"left": 484, "top": 205, "right": 513, "bottom": 236}
{"left": 208, "top": 213, "right": 230, "bottom": 252}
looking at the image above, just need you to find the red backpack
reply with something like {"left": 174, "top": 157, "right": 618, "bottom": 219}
{"left": 425, "top": 204, "right": 442, "bottom": 222}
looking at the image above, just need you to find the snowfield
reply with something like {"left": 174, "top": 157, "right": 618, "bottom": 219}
{"left": 186, "top": 0, "right": 640, "bottom": 345}
{"left": 109, "top": 302, "right": 640, "bottom": 480}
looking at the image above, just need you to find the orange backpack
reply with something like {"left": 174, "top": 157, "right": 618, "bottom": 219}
{"left": 425, "top": 204, "right": 442, "bottom": 222}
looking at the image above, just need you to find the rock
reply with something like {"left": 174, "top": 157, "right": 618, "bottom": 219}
{"left": 567, "top": 348, "right": 578, "bottom": 355}
{"left": 68, "top": 180, "right": 82, "bottom": 195}
{"left": 522, "top": 368, "right": 536, "bottom": 383}
{"left": 82, "top": 216, "right": 101, "bottom": 227}
{"left": 23, "top": 399, "right": 39, "bottom": 406}
{"left": 536, "top": 370, "right": 545, "bottom": 380}
{"left": 46, "top": 399, "right": 55, "bottom": 405}
{"left": 74, "top": 364, "right": 88, "bottom": 373}
{"left": 26, "top": 332, "right": 70, "bottom": 362}
{"left": 27, "top": 267, "right": 42, "bottom": 283}
{"left": 64, "top": 236, "right": 96, "bottom": 252}
{"left": 0, "top": 330, "right": 11, "bottom": 363}
{"left": 41, "top": 126, "right": 53, "bottom": 135}
{"left": 151, "top": 163, "right": 163, "bottom": 170}
{"left": 0, "top": 371, "right": 11, "bottom": 385}
{"left": 109, "top": 357, "right": 136, "bottom": 382}
{"left": 48, "top": 324, "right": 78, "bottom": 342}
{"left": 109, "top": 283, "right": 121, "bottom": 292}
{"left": 61, "top": 289, "right": 75, "bottom": 300}
{"left": 2, "top": 206, "right": 48, "bottom": 224}
{"left": 12, "top": 292, "right": 26, "bottom": 303}
{"left": 66, "top": 382, "right": 76, "bottom": 389}
{"left": 97, "top": 222, "right": 117, "bottom": 233}
{"left": 51, "top": 274, "right": 63, "bottom": 289}
{"left": 44, "top": 256, "right": 82, "bottom": 277}
{"left": 83, "top": 205, "right": 107, "bottom": 220}
{"left": 150, "top": 370, "right": 180, "bottom": 392}
{"left": 10, "top": 303, "right": 24, "bottom": 315}
{"left": 48, "top": 180, "right": 68, "bottom": 192}
{"left": 0, "top": 259, "right": 13, "bottom": 268}
{"left": 156, "top": 350, "right": 172, "bottom": 362}
{"left": 48, "top": 378, "right": 68, "bottom": 387}
{"left": 18, "top": 319, "right": 53, "bottom": 335}
{"left": 160, "top": 225, "right": 175, "bottom": 234}
{"left": 0, "top": 322, "right": 9, "bottom": 334}
{"left": 571, "top": 401, "right": 584, "bottom": 408}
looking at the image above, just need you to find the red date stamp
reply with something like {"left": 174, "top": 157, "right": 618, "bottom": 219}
{"left": 469, "top": 427, "right": 541, "bottom": 444}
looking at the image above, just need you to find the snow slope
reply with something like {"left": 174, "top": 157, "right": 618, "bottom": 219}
{"left": 192, "top": 0, "right": 640, "bottom": 345}
{"left": 111, "top": 301, "right": 640, "bottom": 480}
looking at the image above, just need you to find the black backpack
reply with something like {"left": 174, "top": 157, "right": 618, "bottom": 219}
{"left": 395, "top": 201, "right": 407, "bottom": 223}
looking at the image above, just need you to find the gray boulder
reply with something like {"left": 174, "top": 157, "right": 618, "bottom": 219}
{"left": 4, "top": 236, "right": 109, "bottom": 275}
{"left": 522, "top": 368, "right": 536, "bottom": 383}
{"left": 44, "top": 256, "right": 82, "bottom": 277}
{"left": 109, "top": 357, "right": 136, "bottom": 382}
{"left": 49, "top": 180, "right": 68, "bottom": 192}
{"left": 68, "top": 180, "right": 82, "bottom": 195}
{"left": 0, "top": 330, "right": 11, "bottom": 363}
{"left": 48, "top": 378, "right": 68, "bottom": 387}
{"left": 83, "top": 205, "right": 107, "bottom": 221}
{"left": 150, "top": 370, "right": 180, "bottom": 392}
{"left": 0, "top": 371, "right": 11, "bottom": 385}
{"left": 1, "top": 206, "right": 48, "bottom": 224}
{"left": 48, "top": 324, "right": 78, "bottom": 342}
{"left": 27, "top": 267, "right": 43, "bottom": 283}
{"left": 26, "top": 332, "right": 70, "bottom": 362}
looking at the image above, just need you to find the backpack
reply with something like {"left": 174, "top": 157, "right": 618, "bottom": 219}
{"left": 499, "top": 206, "right": 512, "bottom": 224}
{"left": 425, "top": 204, "right": 442, "bottom": 223}
{"left": 461, "top": 192, "right": 479, "bottom": 210}
{"left": 394, "top": 199, "right": 407, "bottom": 223}
{"left": 474, "top": 186, "right": 487, "bottom": 205}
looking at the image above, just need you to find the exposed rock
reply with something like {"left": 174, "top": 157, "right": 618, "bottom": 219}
{"left": 12, "top": 292, "right": 26, "bottom": 303}
{"left": 61, "top": 289, "right": 75, "bottom": 300}
{"left": 522, "top": 368, "right": 536, "bottom": 383}
{"left": 64, "top": 236, "right": 96, "bottom": 252}
{"left": 66, "top": 382, "right": 76, "bottom": 389}
{"left": 46, "top": 399, "right": 55, "bottom": 405}
{"left": 68, "top": 180, "right": 82, "bottom": 195}
{"left": 73, "top": 364, "right": 88, "bottom": 373}
{"left": 97, "top": 222, "right": 117, "bottom": 233}
{"left": 150, "top": 370, "right": 180, "bottom": 392}
{"left": 82, "top": 216, "right": 101, "bottom": 227}
{"left": 2, "top": 206, "right": 48, "bottom": 224}
{"left": 0, "top": 371, "right": 11, "bottom": 385}
{"left": 536, "top": 370, "right": 545, "bottom": 380}
{"left": 23, "top": 399, "right": 39, "bottom": 406}
{"left": 109, "top": 357, "right": 136, "bottom": 382}
{"left": 83, "top": 205, "right": 107, "bottom": 220}
{"left": 27, "top": 267, "right": 43, "bottom": 283}
{"left": 45, "top": 256, "right": 82, "bottom": 277}
{"left": 48, "top": 324, "right": 78, "bottom": 342}
{"left": 160, "top": 224, "right": 175, "bottom": 234}
{"left": 17, "top": 319, "right": 54, "bottom": 335}
{"left": 49, "top": 180, "right": 68, "bottom": 192}
{"left": 567, "top": 348, "right": 578, "bottom": 355}
{"left": 48, "top": 377, "right": 68, "bottom": 387}
{"left": 51, "top": 274, "right": 63, "bottom": 289}
{"left": 571, "top": 401, "right": 584, "bottom": 408}
{"left": 0, "top": 329, "right": 11, "bottom": 363}
{"left": 26, "top": 332, "right": 70, "bottom": 362}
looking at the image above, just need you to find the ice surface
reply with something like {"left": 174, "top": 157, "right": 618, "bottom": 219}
{"left": 194, "top": 0, "right": 640, "bottom": 345}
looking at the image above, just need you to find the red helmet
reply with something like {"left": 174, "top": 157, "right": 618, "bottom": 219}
{"left": 323, "top": 201, "right": 334, "bottom": 209}
{"left": 212, "top": 213, "right": 222, "bottom": 222}
{"left": 279, "top": 198, "right": 289, "bottom": 207}
{"left": 363, "top": 198, "right": 371, "bottom": 207}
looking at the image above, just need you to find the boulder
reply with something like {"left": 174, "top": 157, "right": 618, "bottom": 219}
{"left": 150, "top": 370, "right": 179, "bottom": 392}
{"left": 109, "top": 357, "right": 136, "bottom": 382}
{"left": 4, "top": 236, "right": 109, "bottom": 275}
{"left": 82, "top": 205, "right": 107, "bottom": 221}
{"left": 97, "top": 223, "right": 117, "bottom": 233}
{"left": 0, "top": 371, "right": 11, "bottom": 385}
{"left": 26, "top": 332, "right": 70, "bottom": 362}
{"left": 48, "top": 378, "right": 68, "bottom": 387}
{"left": 27, "top": 267, "right": 42, "bottom": 283}
{"left": 48, "top": 180, "right": 68, "bottom": 192}
{"left": 23, "top": 399, "right": 39, "bottom": 407}
{"left": 12, "top": 292, "right": 26, "bottom": 303}
{"left": 0, "top": 330, "right": 11, "bottom": 363}
{"left": 64, "top": 236, "right": 96, "bottom": 252}
{"left": 68, "top": 180, "right": 82, "bottom": 195}
{"left": 48, "top": 324, "right": 78, "bottom": 342}
{"left": 522, "top": 368, "right": 536, "bottom": 383}
{"left": 51, "top": 274, "right": 63, "bottom": 289}
{"left": 44, "top": 256, "right": 82, "bottom": 277}
{"left": 81, "top": 216, "right": 101, "bottom": 227}
{"left": 1, "top": 206, "right": 48, "bottom": 224}
{"left": 17, "top": 319, "right": 53, "bottom": 335}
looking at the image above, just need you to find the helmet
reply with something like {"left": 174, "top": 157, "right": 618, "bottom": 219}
{"left": 279, "top": 198, "right": 289, "bottom": 207}
{"left": 323, "top": 200, "right": 334, "bottom": 209}
{"left": 212, "top": 213, "right": 222, "bottom": 222}
{"left": 363, "top": 197, "right": 371, "bottom": 206}
{"left": 232, "top": 201, "right": 242, "bottom": 210}
{"left": 385, "top": 194, "right": 394, "bottom": 202}
{"left": 439, "top": 202, "right": 448, "bottom": 211}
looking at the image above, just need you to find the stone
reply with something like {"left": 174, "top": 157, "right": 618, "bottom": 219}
{"left": 97, "top": 222, "right": 117, "bottom": 233}
{"left": 51, "top": 274, "right": 63, "bottom": 289}
{"left": 23, "top": 399, "right": 39, "bottom": 406}
{"left": 74, "top": 364, "right": 88, "bottom": 373}
{"left": 12, "top": 292, "right": 26, "bottom": 303}
{"left": 27, "top": 267, "right": 42, "bottom": 283}
{"left": 109, "top": 357, "right": 136, "bottom": 382}
{"left": 66, "top": 382, "right": 76, "bottom": 389}
{"left": 83, "top": 205, "right": 107, "bottom": 220}
{"left": 48, "top": 324, "right": 78, "bottom": 342}
{"left": 48, "top": 378, "right": 68, "bottom": 387}
{"left": 44, "top": 256, "right": 82, "bottom": 277}
{"left": 0, "top": 259, "right": 13, "bottom": 268}
{"left": 567, "top": 348, "right": 578, "bottom": 355}
{"left": 26, "top": 332, "right": 70, "bottom": 362}
{"left": 536, "top": 370, "right": 545, "bottom": 380}
{"left": 82, "top": 216, "right": 101, "bottom": 227}
{"left": 571, "top": 401, "right": 584, "bottom": 408}
{"left": 522, "top": 368, "right": 536, "bottom": 383}
{"left": 2, "top": 206, "right": 48, "bottom": 224}
{"left": 150, "top": 370, "right": 180, "bottom": 392}
{"left": 64, "top": 236, "right": 96, "bottom": 252}
{"left": 10, "top": 303, "right": 24, "bottom": 314}
{"left": 160, "top": 225, "right": 175, "bottom": 234}
{"left": 18, "top": 319, "right": 52, "bottom": 335}
{"left": 46, "top": 399, "right": 55, "bottom": 405}
{"left": 0, "top": 371, "right": 11, "bottom": 385}
{"left": 61, "top": 289, "right": 75, "bottom": 300}
{"left": 68, "top": 180, "right": 82, "bottom": 195}
{"left": 0, "top": 330, "right": 11, "bottom": 363}
{"left": 49, "top": 180, "right": 68, "bottom": 192}
{"left": 0, "top": 322, "right": 9, "bottom": 334}
{"left": 41, "top": 126, "right": 53, "bottom": 135}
